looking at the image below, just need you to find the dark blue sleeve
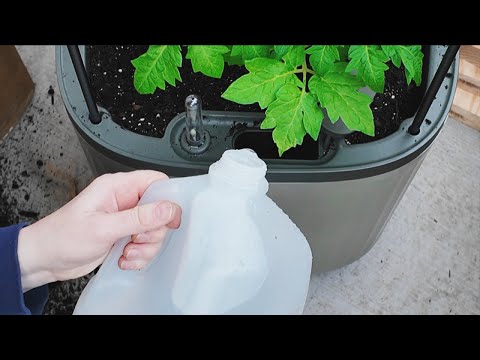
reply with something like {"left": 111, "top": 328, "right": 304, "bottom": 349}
{"left": 0, "top": 223, "right": 48, "bottom": 315}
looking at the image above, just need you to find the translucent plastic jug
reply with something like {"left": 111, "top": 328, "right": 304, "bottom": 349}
{"left": 73, "top": 149, "right": 312, "bottom": 314}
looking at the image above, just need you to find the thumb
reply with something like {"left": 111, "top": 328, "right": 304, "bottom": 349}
{"left": 103, "top": 200, "right": 176, "bottom": 239}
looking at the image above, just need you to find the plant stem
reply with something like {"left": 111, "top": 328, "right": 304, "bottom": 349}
{"left": 301, "top": 61, "right": 307, "bottom": 92}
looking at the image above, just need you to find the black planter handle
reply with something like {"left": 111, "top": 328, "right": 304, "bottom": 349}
{"left": 66, "top": 45, "right": 102, "bottom": 124}
{"left": 408, "top": 45, "right": 460, "bottom": 135}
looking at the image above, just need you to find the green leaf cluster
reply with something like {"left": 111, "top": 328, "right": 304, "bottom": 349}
{"left": 132, "top": 45, "right": 424, "bottom": 156}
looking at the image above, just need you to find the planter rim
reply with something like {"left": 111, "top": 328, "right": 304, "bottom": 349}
{"left": 56, "top": 45, "right": 459, "bottom": 182}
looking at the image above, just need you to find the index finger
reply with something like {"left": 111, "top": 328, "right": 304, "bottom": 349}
{"left": 107, "top": 170, "right": 169, "bottom": 211}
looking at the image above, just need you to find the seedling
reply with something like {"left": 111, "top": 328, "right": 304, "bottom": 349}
{"left": 132, "top": 45, "right": 423, "bottom": 155}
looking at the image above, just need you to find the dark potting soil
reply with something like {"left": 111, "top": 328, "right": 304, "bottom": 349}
{"left": 87, "top": 45, "right": 260, "bottom": 138}
{"left": 345, "top": 60, "right": 427, "bottom": 145}
{"left": 87, "top": 45, "right": 426, "bottom": 147}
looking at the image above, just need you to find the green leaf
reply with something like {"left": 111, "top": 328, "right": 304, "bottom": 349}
{"left": 306, "top": 45, "right": 340, "bottom": 76}
{"left": 381, "top": 45, "right": 423, "bottom": 86}
{"left": 224, "top": 54, "right": 245, "bottom": 66}
{"left": 282, "top": 46, "right": 305, "bottom": 68}
{"left": 274, "top": 45, "right": 293, "bottom": 59}
{"left": 260, "top": 115, "right": 277, "bottom": 129}
{"left": 260, "top": 83, "right": 323, "bottom": 141}
{"left": 186, "top": 45, "right": 229, "bottom": 78}
{"left": 131, "top": 45, "right": 182, "bottom": 94}
{"left": 222, "top": 45, "right": 244, "bottom": 65}
{"left": 260, "top": 84, "right": 323, "bottom": 156}
{"left": 222, "top": 58, "right": 297, "bottom": 109}
{"left": 331, "top": 61, "right": 349, "bottom": 73}
{"left": 231, "top": 45, "right": 272, "bottom": 61}
{"left": 301, "top": 92, "right": 324, "bottom": 142}
{"left": 224, "top": 55, "right": 244, "bottom": 66}
{"left": 309, "top": 72, "right": 374, "bottom": 136}
{"left": 346, "top": 45, "right": 389, "bottom": 93}
{"left": 381, "top": 45, "right": 402, "bottom": 67}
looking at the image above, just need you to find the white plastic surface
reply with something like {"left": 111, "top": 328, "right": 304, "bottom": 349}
{"left": 73, "top": 149, "right": 312, "bottom": 314}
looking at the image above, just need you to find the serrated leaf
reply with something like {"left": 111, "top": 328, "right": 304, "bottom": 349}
{"left": 261, "top": 84, "right": 323, "bottom": 156}
{"left": 381, "top": 45, "right": 402, "bottom": 67}
{"left": 231, "top": 45, "right": 272, "bottom": 61}
{"left": 186, "top": 45, "right": 229, "bottom": 78}
{"left": 381, "top": 45, "right": 423, "bottom": 86}
{"left": 331, "top": 61, "right": 349, "bottom": 73}
{"left": 274, "top": 45, "right": 294, "bottom": 59}
{"left": 301, "top": 91, "right": 324, "bottom": 141}
{"left": 131, "top": 45, "right": 182, "bottom": 94}
{"left": 346, "top": 45, "right": 389, "bottom": 93}
{"left": 306, "top": 45, "right": 340, "bottom": 76}
{"left": 282, "top": 46, "right": 305, "bottom": 68}
{"left": 222, "top": 58, "right": 297, "bottom": 109}
{"left": 309, "top": 72, "right": 374, "bottom": 136}
{"left": 260, "top": 115, "right": 277, "bottom": 129}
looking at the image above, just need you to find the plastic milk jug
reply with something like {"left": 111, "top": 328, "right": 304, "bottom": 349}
{"left": 73, "top": 149, "right": 312, "bottom": 314}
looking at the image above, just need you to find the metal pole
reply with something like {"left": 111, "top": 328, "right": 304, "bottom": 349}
{"left": 408, "top": 45, "right": 460, "bottom": 135}
{"left": 66, "top": 45, "right": 102, "bottom": 125}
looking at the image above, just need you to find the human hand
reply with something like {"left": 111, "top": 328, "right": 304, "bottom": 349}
{"left": 17, "top": 170, "right": 182, "bottom": 292}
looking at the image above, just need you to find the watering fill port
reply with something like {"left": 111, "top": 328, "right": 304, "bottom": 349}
{"left": 181, "top": 94, "right": 211, "bottom": 154}
{"left": 234, "top": 130, "right": 319, "bottom": 160}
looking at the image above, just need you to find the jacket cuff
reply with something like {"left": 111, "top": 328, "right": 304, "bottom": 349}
{"left": 0, "top": 223, "right": 49, "bottom": 315}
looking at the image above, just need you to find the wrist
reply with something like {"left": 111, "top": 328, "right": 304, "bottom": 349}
{"left": 17, "top": 224, "right": 56, "bottom": 292}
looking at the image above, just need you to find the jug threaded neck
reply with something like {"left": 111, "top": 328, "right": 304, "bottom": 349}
{"left": 209, "top": 149, "right": 267, "bottom": 189}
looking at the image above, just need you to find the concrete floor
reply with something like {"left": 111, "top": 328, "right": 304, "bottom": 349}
{"left": 1, "top": 45, "right": 479, "bottom": 315}
{"left": 305, "top": 116, "right": 480, "bottom": 314}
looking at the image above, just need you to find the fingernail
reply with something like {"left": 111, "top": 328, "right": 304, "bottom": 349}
{"left": 156, "top": 202, "right": 173, "bottom": 222}
{"left": 127, "top": 249, "right": 139, "bottom": 259}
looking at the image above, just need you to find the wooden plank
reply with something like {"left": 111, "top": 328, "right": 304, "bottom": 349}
{"left": 450, "top": 45, "right": 480, "bottom": 130}
{"left": 459, "top": 73, "right": 480, "bottom": 89}
{"left": 453, "top": 83, "right": 480, "bottom": 116}
{"left": 457, "top": 77, "right": 480, "bottom": 98}
{"left": 460, "top": 45, "right": 480, "bottom": 68}
{"left": 459, "top": 58, "right": 480, "bottom": 81}
{"left": 450, "top": 104, "right": 480, "bottom": 130}
{"left": 0, "top": 45, "right": 35, "bottom": 140}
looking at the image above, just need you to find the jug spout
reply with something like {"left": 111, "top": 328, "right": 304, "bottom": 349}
{"left": 209, "top": 149, "right": 268, "bottom": 193}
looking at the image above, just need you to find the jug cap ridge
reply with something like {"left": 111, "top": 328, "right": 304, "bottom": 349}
{"left": 209, "top": 149, "right": 267, "bottom": 188}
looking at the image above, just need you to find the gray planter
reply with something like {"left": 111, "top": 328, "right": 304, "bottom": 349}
{"left": 56, "top": 46, "right": 458, "bottom": 273}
